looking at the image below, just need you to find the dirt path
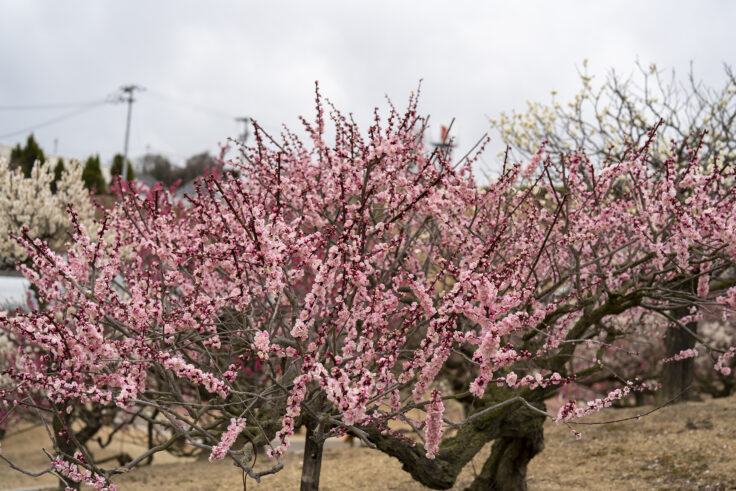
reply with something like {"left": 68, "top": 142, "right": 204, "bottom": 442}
{"left": 2, "top": 394, "right": 734, "bottom": 490}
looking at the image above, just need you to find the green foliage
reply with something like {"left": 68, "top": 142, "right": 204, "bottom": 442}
{"left": 50, "top": 158, "right": 65, "bottom": 194}
{"left": 110, "top": 153, "right": 135, "bottom": 181}
{"left": 82, "top": 154, "right": 106, "bottom": 194}
{"left": 110, "top": 154, "right": 124, "bottom": 176}
{"left": 9, "top": 134, "right": 46, "bottom": 178}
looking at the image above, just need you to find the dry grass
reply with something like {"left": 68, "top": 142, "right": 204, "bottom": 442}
{"left": 1, "top": 394, "right": 734, "bottom": 490}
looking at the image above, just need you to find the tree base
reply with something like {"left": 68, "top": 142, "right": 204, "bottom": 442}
{"left": 465, "top": 430, "right": 544, "bottom": 491}
{"left": 300, "top": 421, "right": 325, "bottom": 491}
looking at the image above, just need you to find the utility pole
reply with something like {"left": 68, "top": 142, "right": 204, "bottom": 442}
{"left": 120, "top": 85, "right": 144, "bottom": 181}
{"left": 431, "top": 124, "right": 455, "bottom": 156}
{"left": 236, "top": 116, "right": 251, "bottom": 143}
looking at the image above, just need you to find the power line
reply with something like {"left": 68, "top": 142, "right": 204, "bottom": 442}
{"left": 0, "top": 99, "right": 108, "bottom": 111}
{"left": 146, "top": 89, "right": 235, "bottom": 120}
{"left": 0, "top": 102, "right": 107, "bottom": 142}
{"left": 0, "top": 87, "right": 242, "bottom": 156}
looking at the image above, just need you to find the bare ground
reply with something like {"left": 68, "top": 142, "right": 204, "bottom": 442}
{"left": 1, "top": 394, "right": 734, "bottom": 490}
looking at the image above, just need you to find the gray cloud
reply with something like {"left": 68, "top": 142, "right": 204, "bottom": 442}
{"left": 1, "top": 0, "right": 734, "bottom": 174}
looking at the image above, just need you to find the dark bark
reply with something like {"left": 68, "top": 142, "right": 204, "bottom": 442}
{"left": 146, "top": 417, "right": 155, "bottom": 465}
{"left": 464, "top": 421, "right": 544, "bottom": 491}
{"left": 52, "top": 407, "right": 102, "bottom": 490}
{"left": 75, "top": 416, "right": 102, "bottom": 448}
{"left": 659, "top": 306, "right": 700, "bottom": 404}
{"left": 698, "top": 371, "right": 736, "bottom": 398}
{"left": 53, "top": 413, "right": 80, "bottom": 491}
{"left": 363, "top": 386, "right": 547, "bottom": 490}
{"left": 300, "top": 420, "right": 325, "bottom": 491}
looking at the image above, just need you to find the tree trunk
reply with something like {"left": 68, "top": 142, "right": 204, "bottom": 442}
{"left": 464, "top": 422, "right": 544, "bottom": 491}
{"left": 53, "top": 413, "right": 80, "bottom": 491}
{"left": 659, "top": 306, "right": 700, "bottom": 404}
{"left": 363, "top": 387, "right": 547, "bottom": 490}
{"left": 300, "top": 420, "right": 325, "bottom": 491}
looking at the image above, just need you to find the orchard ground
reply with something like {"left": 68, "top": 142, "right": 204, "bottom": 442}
{"left": 2, "top": 394, "right": 734, "bottom": 490}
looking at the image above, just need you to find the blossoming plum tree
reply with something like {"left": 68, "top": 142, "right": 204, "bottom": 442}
{"left": 1, "top": 87, "right": 735, "bottom": 490}
{"left": 0, "top": 156, "right": 97, "bottom": 451}
{"left": 491, "top": 61, "right": 736, "bottom": 403}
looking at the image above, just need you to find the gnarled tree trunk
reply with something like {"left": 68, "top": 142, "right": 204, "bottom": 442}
{"left": 53, "top": 412, "right": 80, "bottom": 491}
{"left": 659, "top": 306, "right": 700, "bottom": 404}
{"left": 300, "top": 419, "right": 325, "bottom": 491}
{"left": 363, "top": 386, "right": 547, "bottom": 490}
{"left": 464, "top": 424, "right": 544, "bottom": 491}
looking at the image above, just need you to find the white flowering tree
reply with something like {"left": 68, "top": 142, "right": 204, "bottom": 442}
{"left": 491, "top": 61, "right": 736, "bottom": 402}
{"left": 0, "top": 158, "right": 96, "bottom": 270}
{"left": 492, "top": 60, "right": 736, "bottom": 167}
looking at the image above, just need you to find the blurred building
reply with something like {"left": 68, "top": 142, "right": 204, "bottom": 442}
{"left": 0, "top": 143, "right": 12, "bottom": 160}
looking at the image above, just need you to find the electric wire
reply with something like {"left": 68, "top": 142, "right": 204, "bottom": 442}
{"left": 0, "top": 101, "right": 108, "bottom": 141}
{"left": 0, "top": 87, "right": 239, "bottom": 148}
{"left": 0, "top": 99, "right": 109, "bottom": 111}
{"left": 145, "top": 89, "right": 235, "bottom": 120}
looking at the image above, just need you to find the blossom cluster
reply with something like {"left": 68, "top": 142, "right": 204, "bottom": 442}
{"left": 556, "top": 386, "right": 633, "bottom": 423}
{"left": 662, "top": 348, "right": 699, "bottom": 363}
{"left": 209, "top": 417, "right": 247, "bottom": 461}
{"left": 424, "top": 389, "right": 444, "bottom": 459}
{"left": 715, "top": 347, "right": 735, "bottom": 376}
{"left": 51, "top": 453, "right": 117, "bottom": 491}
{"left": 161, "top": 354, "right": 229, "bottom": 399}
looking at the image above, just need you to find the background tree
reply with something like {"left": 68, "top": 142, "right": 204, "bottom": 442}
{"left": 178, "top": 151, "right": 215, "bottom": 184}
{"left": 0, "top": 157, "right": 95, "bottom": 269}
{"left": 9, "top": 134, "right": 46, "bottom": 178}
{"left": 110, "top": 153, "right": 135, "bottom": 181}
{"left": 138, "top": 153, "right": 176, "bottom": 186}
{"left": 82, "top": 154, "right": 107, "bottom": 194}
{"left": 136, "top": 152, "right": 213, "bottom": 188}
{"left": 490, "top": 61, "right": 736, "bottom": 403}
{"left": 491, "top": 60, "right": 736, "bottom": 167}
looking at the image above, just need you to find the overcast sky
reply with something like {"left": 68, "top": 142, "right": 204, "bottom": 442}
{"left": 1, "top": 1, "right": 734, "bottom": 174}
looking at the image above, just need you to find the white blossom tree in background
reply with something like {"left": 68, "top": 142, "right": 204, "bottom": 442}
{"left": 490, "top": 60, "right": 736, "bottom": 403}
{"left": 0, "top": 158, "right": 96, "bottom": 270}
{"left": 491, "top": 60, "right": 736, "bottom": 166}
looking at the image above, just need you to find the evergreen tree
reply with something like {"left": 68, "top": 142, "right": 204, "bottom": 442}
{"left": 110, "top": 154, "right": 123, "bottom": 177}
{"left": 110, "top": 153, "right": 135, "bottom": 181}
{"left": 9, "top": 134, "right": 46, "bottom": 178}
{"left": 82, "top": 154, "right": 106, "bottom": 194}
